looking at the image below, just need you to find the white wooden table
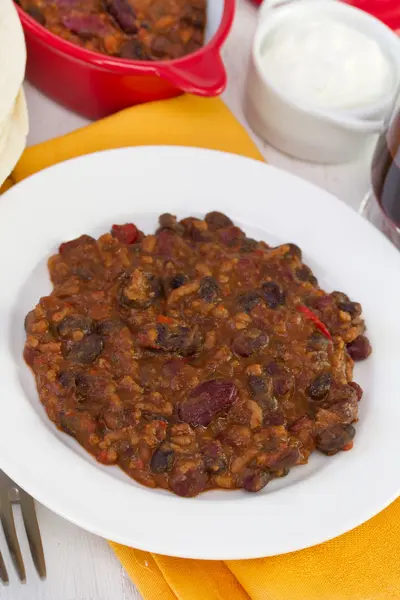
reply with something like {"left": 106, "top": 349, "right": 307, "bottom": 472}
{"left": 3, "top": 1, "right": 374, "bottom": 598}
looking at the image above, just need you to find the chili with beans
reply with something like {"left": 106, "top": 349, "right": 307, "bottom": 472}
{"left": 24, "top": 213, "right": 371, "bottom": 497}
{"left": 16, "top": 0, "right": 206, "bottom": 60}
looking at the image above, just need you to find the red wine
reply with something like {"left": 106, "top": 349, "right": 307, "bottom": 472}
{"left": 372, "top": 112, "right": 400, "bottom": 228}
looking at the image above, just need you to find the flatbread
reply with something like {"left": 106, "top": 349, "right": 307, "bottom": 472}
{"left": 0, "top": 88, "right": 28, "bottom": 187}
{"left": 0, "top": 0, "right": 26, "bottom": 126}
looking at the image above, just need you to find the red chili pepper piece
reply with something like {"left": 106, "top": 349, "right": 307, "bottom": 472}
{"left": 156, "top": 315, "right": 174, "bottom": 325}
{"left": 297, "top": 304, "right": 332, "bottom": 340}
{"left": 111, "top": 223, "right": 138, "bottom": 244}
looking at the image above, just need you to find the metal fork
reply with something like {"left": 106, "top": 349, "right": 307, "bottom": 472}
{"left": 0, "top": 471, "right": 46, "bottom": 584}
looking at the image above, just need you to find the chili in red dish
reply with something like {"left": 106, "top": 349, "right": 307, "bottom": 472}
{"left": 16, "top": 0, "right": 206, "bottom": 60}
{"left": 24, "top": 213, "right": 371, "bottom": 497}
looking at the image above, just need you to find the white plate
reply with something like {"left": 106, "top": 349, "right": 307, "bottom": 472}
{"left": 0, "top": 147, "right": 399, "bottom": 560}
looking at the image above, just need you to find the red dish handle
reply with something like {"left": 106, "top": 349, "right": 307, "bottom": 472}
{"left": 160, "top": 50, "right": 227, "bottom": 96}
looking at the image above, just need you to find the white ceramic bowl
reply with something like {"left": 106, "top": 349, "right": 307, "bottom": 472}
{"left": 244, "top": 0, "right": 400, "bottom": 163}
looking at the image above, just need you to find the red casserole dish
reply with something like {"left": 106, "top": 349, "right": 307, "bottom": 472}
{"left": 16, "top": 0, "right": 235, "bottom": 119}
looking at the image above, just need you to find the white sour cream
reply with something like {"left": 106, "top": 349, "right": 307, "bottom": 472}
{"left": 260, "top": 18, "right": 393, "bottom": 110}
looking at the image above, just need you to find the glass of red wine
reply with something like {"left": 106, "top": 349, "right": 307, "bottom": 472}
{"left": 365, "top": 107, "right": 400, "bottom": 247}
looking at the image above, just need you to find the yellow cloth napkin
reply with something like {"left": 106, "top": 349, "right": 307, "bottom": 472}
{"left": 4, "top": 95, "right": 400, "bottom": 600}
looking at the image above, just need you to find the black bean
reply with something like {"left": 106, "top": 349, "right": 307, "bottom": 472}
{"left": 157, "top": 213, "right": 184, "bottom": 235}
{"left": 119, "top": 40, "right": 149, "bottom": 60}
{"left": 58, "top": 315, "right": 93, "bottom": 340}
{"left": 285, "top": 243, "right": 302, "bottom": 260}
{"left": 307, "top": 332, "right": 330, "bottom": 351}
{"left": 204, "top": 211, "right": 233, "bottom": 230}
{"left": 64, "top": 334, "right": 104, "bottom": 365}
{"left": 158, "top": 324, "right": 202, "bottom": 356}
{"left": 316, "top": 424, "right": 355, "bottom": 455}
{"left": 295, "top": 265, "right": 318, "bottom": 286}
{"left": 308, "top": 373, "right": 332, "bottom": 400}
{"left": 138, "top": 323, "right": 202, "bottom": 357}
{"left": 346, "top": 335, "right": 372, "bottom": 361}
{"left": 237, "top": 291, "right": 262, "bottom": 314}
{"left": 58, "top": 371, "right": 76, "bottom": 389}
{"left": 232, "top": 329, "right": 269, "bottom": 357}
{"left": 199, "top": 277, "right": 219, "bottom": 303}
{"left": 102, "top": 0, "right": 137, "bottom": 33}
{"left": 26, "top": 6, "right": 45, "bottom": 25}
{"left": 179, "top": 379, "right": 238, "bottom": 427}
{"left": 338, "top": 301, "right": 362, "bottom": 318}
{"left": 240, "top": 238, "right": 258, "bottom": 252}
{"left": 262, "top": 282, "right": 285, "bottom": 309}
{"left": 96, "top": 319, "right": 124, "bottom": 336}
{"left": 273, "top": 376, "right": 293, "bottom": 397}
{"left": 248, "top": 375, "right": 266, "bottom": 397}
{"left": 170, "top": 273, "right": 188, "bottom": 289}
{"left": 243, "top": 470, "right": 271, "bottom": 492}
{"left": 24, "top": 310, "right": 36, "bottom": 333}
{"left": 150, "top": 446, "right": 175, "bottom": 473}
{"left": 119, "top": 269, "right": 163, "bottom": 309}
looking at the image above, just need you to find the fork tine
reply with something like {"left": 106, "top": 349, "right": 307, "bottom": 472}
{"left": 0, "top": 489, "right": 26, "bottom": 582}
{"left": 18, "top": 489, "right": 46, "bottom": 580}
{"left": 0, "top": 550, "right": 9, "bottom": 584}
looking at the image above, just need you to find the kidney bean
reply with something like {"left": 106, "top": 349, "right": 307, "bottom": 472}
{"left": 218, "top": 226, "right": 245, "bottom": 246}
{"left": 169, "top": 464, "right": 208, "bottom": 497}
{"left": 58, "top": 315, "right": 93, "bottom": 340}
{"left": 64, "top": 334, "right": 104, "bottom": 365}
{"left": 349, "top": 381, "right": 363, "bottom": 401}
{"left": 62, "top": 14, "right": 110, "bottom": 38}
{"left": 262, "top": 282, "right": 285, "bottom": 309}
{"left": 203, "top": 441, "right": 227, "bottom": 474}
{"left": 150, "top": 446, "right": 175, "bottom": 473}
{"left": 268, "top": 447, "right": 300, "bottom": 471}
{"left": 243, "top": 470, "right": 271, "bottom": 492}
{"left": 199, "top": 277, "right": 219, "bottom": 303}
{"left": 316, "top": 424, "right": 355, "bottom": 455}
{"left": 307, "top": 373, "right": 332, "bottom": 400}
{"left": 102, "top": 0, "right": 137, "bottom": 33}
{"left": 237, "top": 291, "right": 262, "bottom": 314}
{"left": 59, "top": 235, "right": 96, "bottom": 257}
{"left": 111, "top": 223, "right": 138, "bottom": 244}
{"left": 346, "top": 335, "right": 372, "bottom": 361}
{"left": 232, "top": 329, "right": 269, "bottom": 358}
{"left": 178, "top": 380, "right": 238, "bottom": 427}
